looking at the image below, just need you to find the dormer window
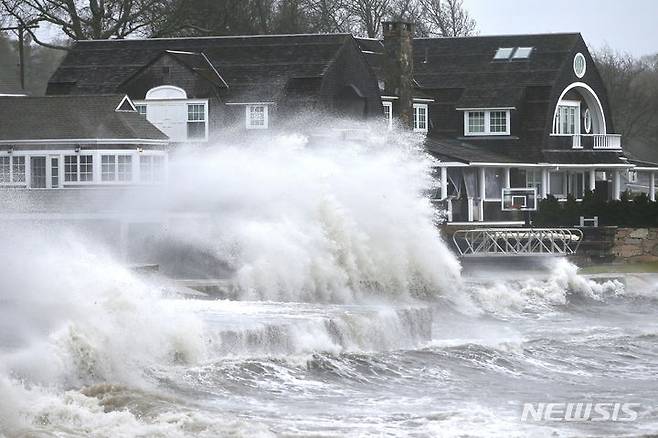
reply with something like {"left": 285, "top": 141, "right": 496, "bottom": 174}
{"left": 413, "top": 103, "right": 428, "bottom": 133}
{"left": 135, "top": 86, "right": 208, "bottom": 142}
{"left": 464, "top": 110, "right": 510, "bottom": 136}
{"left": 246, "top": 105, "right": 268, "bottom": 129}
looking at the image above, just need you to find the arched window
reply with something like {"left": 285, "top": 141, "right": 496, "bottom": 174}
{"left": 145, "top": 85, "right": 187, "bottom": 100}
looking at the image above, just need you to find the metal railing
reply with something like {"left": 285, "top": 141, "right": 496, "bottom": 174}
{"left": 452, "top": 228, "right": 583, "bottom": 257}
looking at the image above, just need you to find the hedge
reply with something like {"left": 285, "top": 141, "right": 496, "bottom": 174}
{"left": 532, "top": 190, "right": 658, "bottom": 227}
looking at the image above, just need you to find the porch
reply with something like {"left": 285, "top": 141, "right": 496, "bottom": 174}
{"left": 433, "top": 163, "right": 655, "bottom": 224}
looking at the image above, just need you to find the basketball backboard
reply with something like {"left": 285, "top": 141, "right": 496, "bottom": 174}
{"left": 501, "top": 188, "right": 537, "bottom": 211}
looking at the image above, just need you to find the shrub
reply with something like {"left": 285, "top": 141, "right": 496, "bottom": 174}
{"left": 533, "top": 191, "right": 658, "bottom": 227}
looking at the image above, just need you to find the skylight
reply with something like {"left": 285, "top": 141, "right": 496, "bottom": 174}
{"left": 493, "top": 46, "right": 534, "bottom": 61}
{"left": 512, "top": 47, "right": 533, "bottom": 59}
{"left": 493, "top": 48, "right": 514, "bottom": 60}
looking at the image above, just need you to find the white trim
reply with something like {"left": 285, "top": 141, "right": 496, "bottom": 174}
{"left": 633, "top": 167, "right": 658, "bottom": 171}
{"left": 202, "top": 52, "right": 229, "bottom": 88}
{"left": 434, "top": 162, "right": 469, "bottom": 168}
{"left": 464, "top": 110, "right": 510, "bottom": 136}
{"left": 114, "top": 95, "right": 137, "bottom": 112}
{"left": 245, "top": 104, "right": 269, "bottom": 130}
{"left": 468, "top": 162, "right": 633, "bottom": 169}
{"left": 145, "top": 85, "right": 187, "bottom": 100}
{"left": 456, "top": 106, "right": 516, "bottom": 111}
{"left": 552, "top": 82, "right": 607, "bottom": 135}
{"left": 225, "top": 101, "right": 275, "bottom": 106}
{"left": 413, "top": 98, "right": 435, "bottom": 103}
{"left": 448, "top": 221, "right": 525, "bottom": 226}
{"left": 382, "top": 101, "right": 393, "bottom": 130}
{"left": 0, "top": 138, "right": 168, "bottom": 145}
{"left": 381, "top": 95, "right": 399, "bottom": 100}
{"left": 574, "top": 52, "right": 587, "bottom": 78}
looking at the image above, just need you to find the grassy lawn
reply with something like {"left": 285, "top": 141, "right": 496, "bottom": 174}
{"left": 579, "top": 261, "right": 658, "bottom": 274}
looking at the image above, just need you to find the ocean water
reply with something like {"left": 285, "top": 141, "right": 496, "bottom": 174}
{"left": 1, "top": 127, "right": 657, "bottom": 437}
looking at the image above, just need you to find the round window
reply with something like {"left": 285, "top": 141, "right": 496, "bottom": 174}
{"left": 574, "top": 53, "right": 586, "bottom": 78}
{"left": 583, "top": 108, "right": 592, "bottom": 133}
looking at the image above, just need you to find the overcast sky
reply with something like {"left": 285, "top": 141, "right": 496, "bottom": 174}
{"left": 467, "top": 0, "right": 657, "bottom": 57}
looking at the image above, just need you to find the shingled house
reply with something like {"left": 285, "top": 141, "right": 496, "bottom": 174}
{"left": 0, "top": 95, "right": 168, "bottom": 190}
{"left": 46, "top": 24, "right": 657, "bottom": 224}
{"left": 358, "top": 22, "right": 657, "bottom": 223}
{"left": 47, "top": 34, "right": 383, "bottom": 142}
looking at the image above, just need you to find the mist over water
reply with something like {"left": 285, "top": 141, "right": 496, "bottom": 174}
{"left": 1, "top": 123, "right": 658, "bottom": 437}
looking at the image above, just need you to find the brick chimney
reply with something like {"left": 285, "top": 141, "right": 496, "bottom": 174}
{"left": 382, "top": 21, "right": 414, "bottom": 128}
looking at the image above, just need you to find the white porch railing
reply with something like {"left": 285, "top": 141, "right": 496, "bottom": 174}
{"left": 572, "top": 134, "right": 622, "bottom": 149}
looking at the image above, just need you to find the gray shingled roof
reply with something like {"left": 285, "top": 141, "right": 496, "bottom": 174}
{"left": 358, "top": 32, "right": 582, "bottom": 109}
{"left": 48, "top": 34, "right": 352, "bottom": 102}
{"left": 0, "top": 95, "right": 168, "bottom": 142}
{"left": 541, "top": 150, "right": 629, "bottom": 165}
{"left": 425, "top": 137, "right": 522, "bottom": 164}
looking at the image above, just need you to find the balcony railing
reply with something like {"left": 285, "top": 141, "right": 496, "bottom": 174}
{"left": 572, "top": 134, "right": 622, "bottom": 149}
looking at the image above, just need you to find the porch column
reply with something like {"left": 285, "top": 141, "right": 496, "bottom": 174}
{"left": 613, "top": 170, "right": 621, "bottom": 200}
{"left": 589, "top": 168, "right": 596, "bottom": 192}
{"left": 541, "top": 169, "right": 548, "bottom": 198}
{"left": 479, "top": 167, "right": 486, "bottom": 221}
{"left": 504, "top": 167, "right": 511, "bottom": 189}
{"left": 650, "top": 172, "right": 656, "bottom": 202}
{"left": 467, "top": 197, "right": 474, "bottom": 221}
{"left": 447, "top": 198, "right": 453, "bottom": 222}
{"left": 440, "top": 166, "right": 448, "bottom": 200}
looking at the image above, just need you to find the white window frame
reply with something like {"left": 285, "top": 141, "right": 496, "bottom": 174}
{"left": 100, "top": 153, "right": 134, "bottom": 184}
{"left": 0, "top": 150, "right": 167, "bottom": 188}
{"left": 552, "top": 100, "right": 580, "bottom": 136}
{"left": 187, "top": 102, "right": 208, "bottom": 141}
{"left": 139, "top": 154, "right": 166, "bottom": 183}
{"left": 464, "top": 110, "right": 510, "bottom": 136}
{"left": 0, "top": 155, "right": 26, "bottom": 185}
{"left": 413, "top": 103, "right": 428, "bottom": 133}
{"left": 64, "top": 154, "right": 94, "bottom": 183}
{"left": 382, "top": 101, "right": 393, "bottom": 130}
{"left": 245, "top": 105, "right": 269, "bottom": 130}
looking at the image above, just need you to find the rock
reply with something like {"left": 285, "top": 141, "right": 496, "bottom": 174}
{"left": 629, "top": 228, "right": 649, "bottom": 239}
{"left": 652, "top": 244, "right": 658, "bottom": 257}
{"left": 619, "top": 245, "right": 642, "bottom": 258}
{"left": 624, "top": 238, "right": 643, "bottom": 245}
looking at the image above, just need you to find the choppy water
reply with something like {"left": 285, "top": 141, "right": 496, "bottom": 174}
{"left": 1, "top": 128, "right": 657, "bottom": 437}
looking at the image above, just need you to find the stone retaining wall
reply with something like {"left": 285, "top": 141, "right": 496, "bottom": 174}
{"left": 613, "top": 228, "right": 658, "bottom": 262}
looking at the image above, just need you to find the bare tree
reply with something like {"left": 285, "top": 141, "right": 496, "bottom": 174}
{"left": 594, "top": 47, "right": 658, "bottom": 142}
{"left": 0, "top": 0, "right": 174, "bottom": 49}
{"left": 301, "top": 0, "right": 353, "bottom": 33}
{"left": 348, "top": 0, "right": 390, "bottom": 38}
{"left": 418, "top": 0, "right": 476, "bottom": 37}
